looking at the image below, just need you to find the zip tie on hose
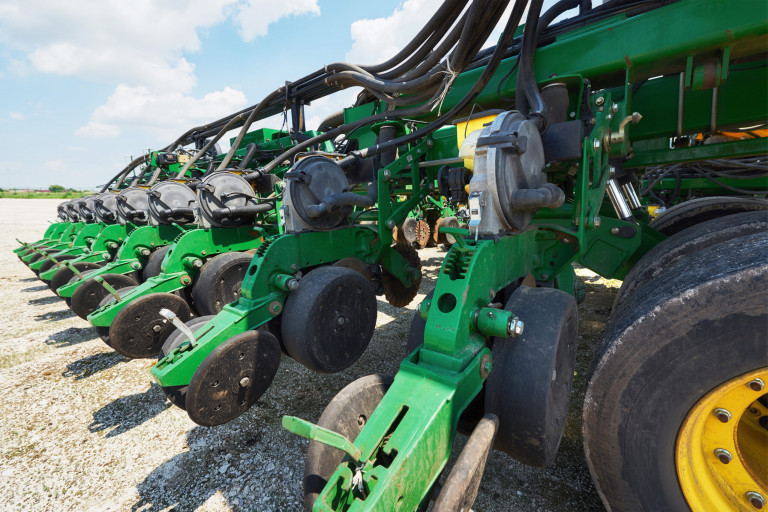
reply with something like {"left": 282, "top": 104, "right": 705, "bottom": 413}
{"left": 351, "top": 464, "right": 368, "bottom": 498}
{"left": 434, "top": 61, "right": 460, "bottom": 117}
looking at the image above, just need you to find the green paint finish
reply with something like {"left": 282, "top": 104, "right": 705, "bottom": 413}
{"left": 87, "top": 226, "right": 264, "bottom": 327}
{"left": 56, "top": 224, "right": 192, "bottom": 298}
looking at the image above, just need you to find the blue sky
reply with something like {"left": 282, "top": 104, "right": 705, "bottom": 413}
{"left": 0, "top": 0, "right": 556, "bottom": 190}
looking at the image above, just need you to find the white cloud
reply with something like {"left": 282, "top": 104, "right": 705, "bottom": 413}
{"left": 235, "top": 0, "right": 320, "bottom": 42}
{"left": 76, "top": 85, "right": 248, "bottom": 141}
{"left": 0, "top": 0, "right": 321, "bottom": 92}
{"left": 8, "top": 112, "right": 24, "bottom": 120}
{"left": 346, "top": 0, "right": 443, "bottom": 65}
{"left": 345, "top": 0, "right": 564, "bottom": 68}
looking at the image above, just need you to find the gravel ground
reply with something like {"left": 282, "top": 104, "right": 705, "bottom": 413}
{"left": 0, "top": 198, "right": 616, "bottom": 511}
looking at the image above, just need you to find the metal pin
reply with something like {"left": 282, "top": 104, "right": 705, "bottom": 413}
{"left": 159, "top": 308, "right": 197, "bottom": 345}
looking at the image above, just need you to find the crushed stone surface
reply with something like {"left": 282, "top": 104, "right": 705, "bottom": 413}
{"left": 0, "top": 198, "right": 614, "bottom": 511}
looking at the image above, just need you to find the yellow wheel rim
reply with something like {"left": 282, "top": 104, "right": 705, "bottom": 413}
{"left": 677, "top": 368, "right": 768, "bottom": 511}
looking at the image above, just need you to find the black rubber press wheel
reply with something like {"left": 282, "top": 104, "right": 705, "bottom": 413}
{"left": 71, "top": 273, "right": 139, "bottom": 319}
{"left": 39, "top": 254, "right": 78, "bottom": 282}
{"left": 94, "top": 286, "right": 137, "bottom": 346}
{"left": 282, "top": 266, "right": 376, "bottom": 374}
{"left": 109, "top": 292, "right": 191, "bottom": 359}
{"left": 51, "top": 262, "right": 102, "bottom": 295}
{"left": 141, "top": 245, "right": 170, "bottom": 282}
{"left": 485, "top": 286, "right": 578, "bottom": 467}
{"left": 186, "top": 330, "right": 281, "bottom": 426}
{"left": 191, "top": 252, "right": 253, "bottom": 316}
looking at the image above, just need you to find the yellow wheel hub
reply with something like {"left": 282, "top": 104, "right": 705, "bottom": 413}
{"left": 677, "top": 368, "right": 768, "bottom": 510}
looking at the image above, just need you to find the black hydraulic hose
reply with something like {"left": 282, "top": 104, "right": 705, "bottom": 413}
{"left": 305, "top": 192, "right": 375, "bottom": 217}
{"left": 318, "top": 110, "right": 345, "bottom": 131}
{"left": 260, "top": 72, "right": 455, "bottom": 174}
{"left": 509, "top": 183, "right": 565, "bottom": 210}
{"left": 326, "top": 64, "right": 447, "bottom": 94}
{"left": 537, "top": 0, "right": 581, "bottom": 37}
{"left": 378, "top": 7, "right": 468, "bottom": 80}
{"left": 365, "top": 86, "right": 438, "bottom": 107}
{"left": 450, "top": 0, "right": 510, "bottom": 69}
{"left": 392, "top": 11, "right": 469, "bottom": 82}
{"left": 326, "top": 0, "right": 502, "bottom": 96}
{"left": 103, "top": 154, "right": 150, "bottom": 193}
{"left": 211, "top": 202, "right": 275, "bottom": 219}
{"left": 173, "top": 112, "right": 251, "bottom": 178}
{"left": 216, "top": 87, "right": 286, "bottom": 171}
{"left": 237, "top": 143, "right": 259, "bottom": 170}
{"left": 339, "top": 0, "right": 530, "bottom": 164}
{"left": 516, "top": 0, "right": 547, "bottom": 130}
{"left": 359, "top": 0, "right": 468, "bottom": 74}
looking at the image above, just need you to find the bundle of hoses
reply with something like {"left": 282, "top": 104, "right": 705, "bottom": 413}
{"left": 641, "top": 156, "right": 768, "bottom": 204}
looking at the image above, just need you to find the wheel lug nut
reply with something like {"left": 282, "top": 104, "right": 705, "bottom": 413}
{"left": 152, "top": 325, "right": 162, "bottom": 332}
{"left": 239, "top": 377, "right": 251, "bottom": 387}
{"left": 714, "top": 448, "right": 732, "bottom": 464}
{"left": 747, "top": 378, "right": 764, "bottom": 392}
{"left": 713, "top": 408, "right": 731, "bottom": 423}
{"left": 747, "top": 491, "right": 765, "bottom": 509}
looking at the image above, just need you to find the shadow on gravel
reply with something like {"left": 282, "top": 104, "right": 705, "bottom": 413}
{"left": 46, "top": 326, "right": 98, "bottom": 347}
{"left": 89, "top": 384, "right": 171, "bottom": 438}
{"left": 63, "top": 351, "right": 124, "bottom": 378}
{"left": 34, "top": 309, "right": 75, "bottom": 322}
{"left": 19, "top": 277, "right": 38, "bottom": 283}
{"left": 21, "top": 284, "right": 48, "bottom": 292}
{"left": 131, "top": 426, "right": 295, "bottom": 512}
{"left": 28, "top": 295, "right": 62, "bottom": 306}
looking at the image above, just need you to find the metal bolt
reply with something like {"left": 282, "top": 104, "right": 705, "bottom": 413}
{"left": 479, "top": 353, "right": 492, "bottom": 379}
{"left": 507, "top": 317, "right": 524, "bottom": 336}
{"left": 357, "top": 415, "right": 366, "bottom": 426}
{"left": 239, "top": 377, "right": 251, "bottom": 388}
{"left": 131, "top": 262, "right": 141, "bottom": 270}
{"left": 713, "top": 408, "right": 732, "bottom": 423}
{"left": 201, "top": 250, "right": 206, "bottom": 256}
{"left": 103, "top": 253, "right": 111, "bottom": 260}
{"left": 487, "top": 311, "right": 494, "bottom": 319}
{"left": 747, "top": 492, "right": 766, "bottom": 509}
{"left": 612, "top": 103, "right": 619, "bottom": 113}
{"left": 286, "top": 279, "right": 299, "bottom": 291}
{"left": 382, "top": 169, "right": 392, "bottom": 179}
{"left": 595, "top": 96, "right": 605, "bottom": 106}
{"left": 153, "top": 325, "right": 162, "bottom": 332}
{"left": 291, "top": 264, "right": 298, "bottom": 271}
{"left": 747, "top": 378, "right": 764, "bottom": 392}
{"left": 714, "top": 448, "right": 732, "bottom": 464}
{"left": 337, "top": 317, "right": 345, "bottom": 325}
{"left": 193, "top": 259, "right": 203, "bottom": 268}
{"left": 108, "top": 242, "right": 118, "bottom": 249}
{"left": 593, "top": 216, "right": 601, "bottom": 228}
{"left": 611, "top": 227, "right": 620, "bottom": 235}
{"left": 268, "top": 300, "right": 282, "bottom": 315}
{"left": 141, "top": 248, "right": 151, "bottom": 256}
{"left": 593, "top": 139, "right": 601, "bottom": 151}
{"left": 386, "top": 219, "right": 396, "bottom": 229}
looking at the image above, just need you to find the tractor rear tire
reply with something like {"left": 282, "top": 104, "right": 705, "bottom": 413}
{"left": 650, "top": 196, "right": 768, "bottom": 236}
{"left": 583, "top": 230, "right": 768, "bottom": 511}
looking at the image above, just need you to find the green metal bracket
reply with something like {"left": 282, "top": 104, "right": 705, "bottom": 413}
{"left": 283, "top": 416, "right": 362, "bottom": 463}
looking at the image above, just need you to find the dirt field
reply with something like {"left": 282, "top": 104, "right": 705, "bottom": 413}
{"left": 0, "top": 198, "right": 617, "bottom": 511}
